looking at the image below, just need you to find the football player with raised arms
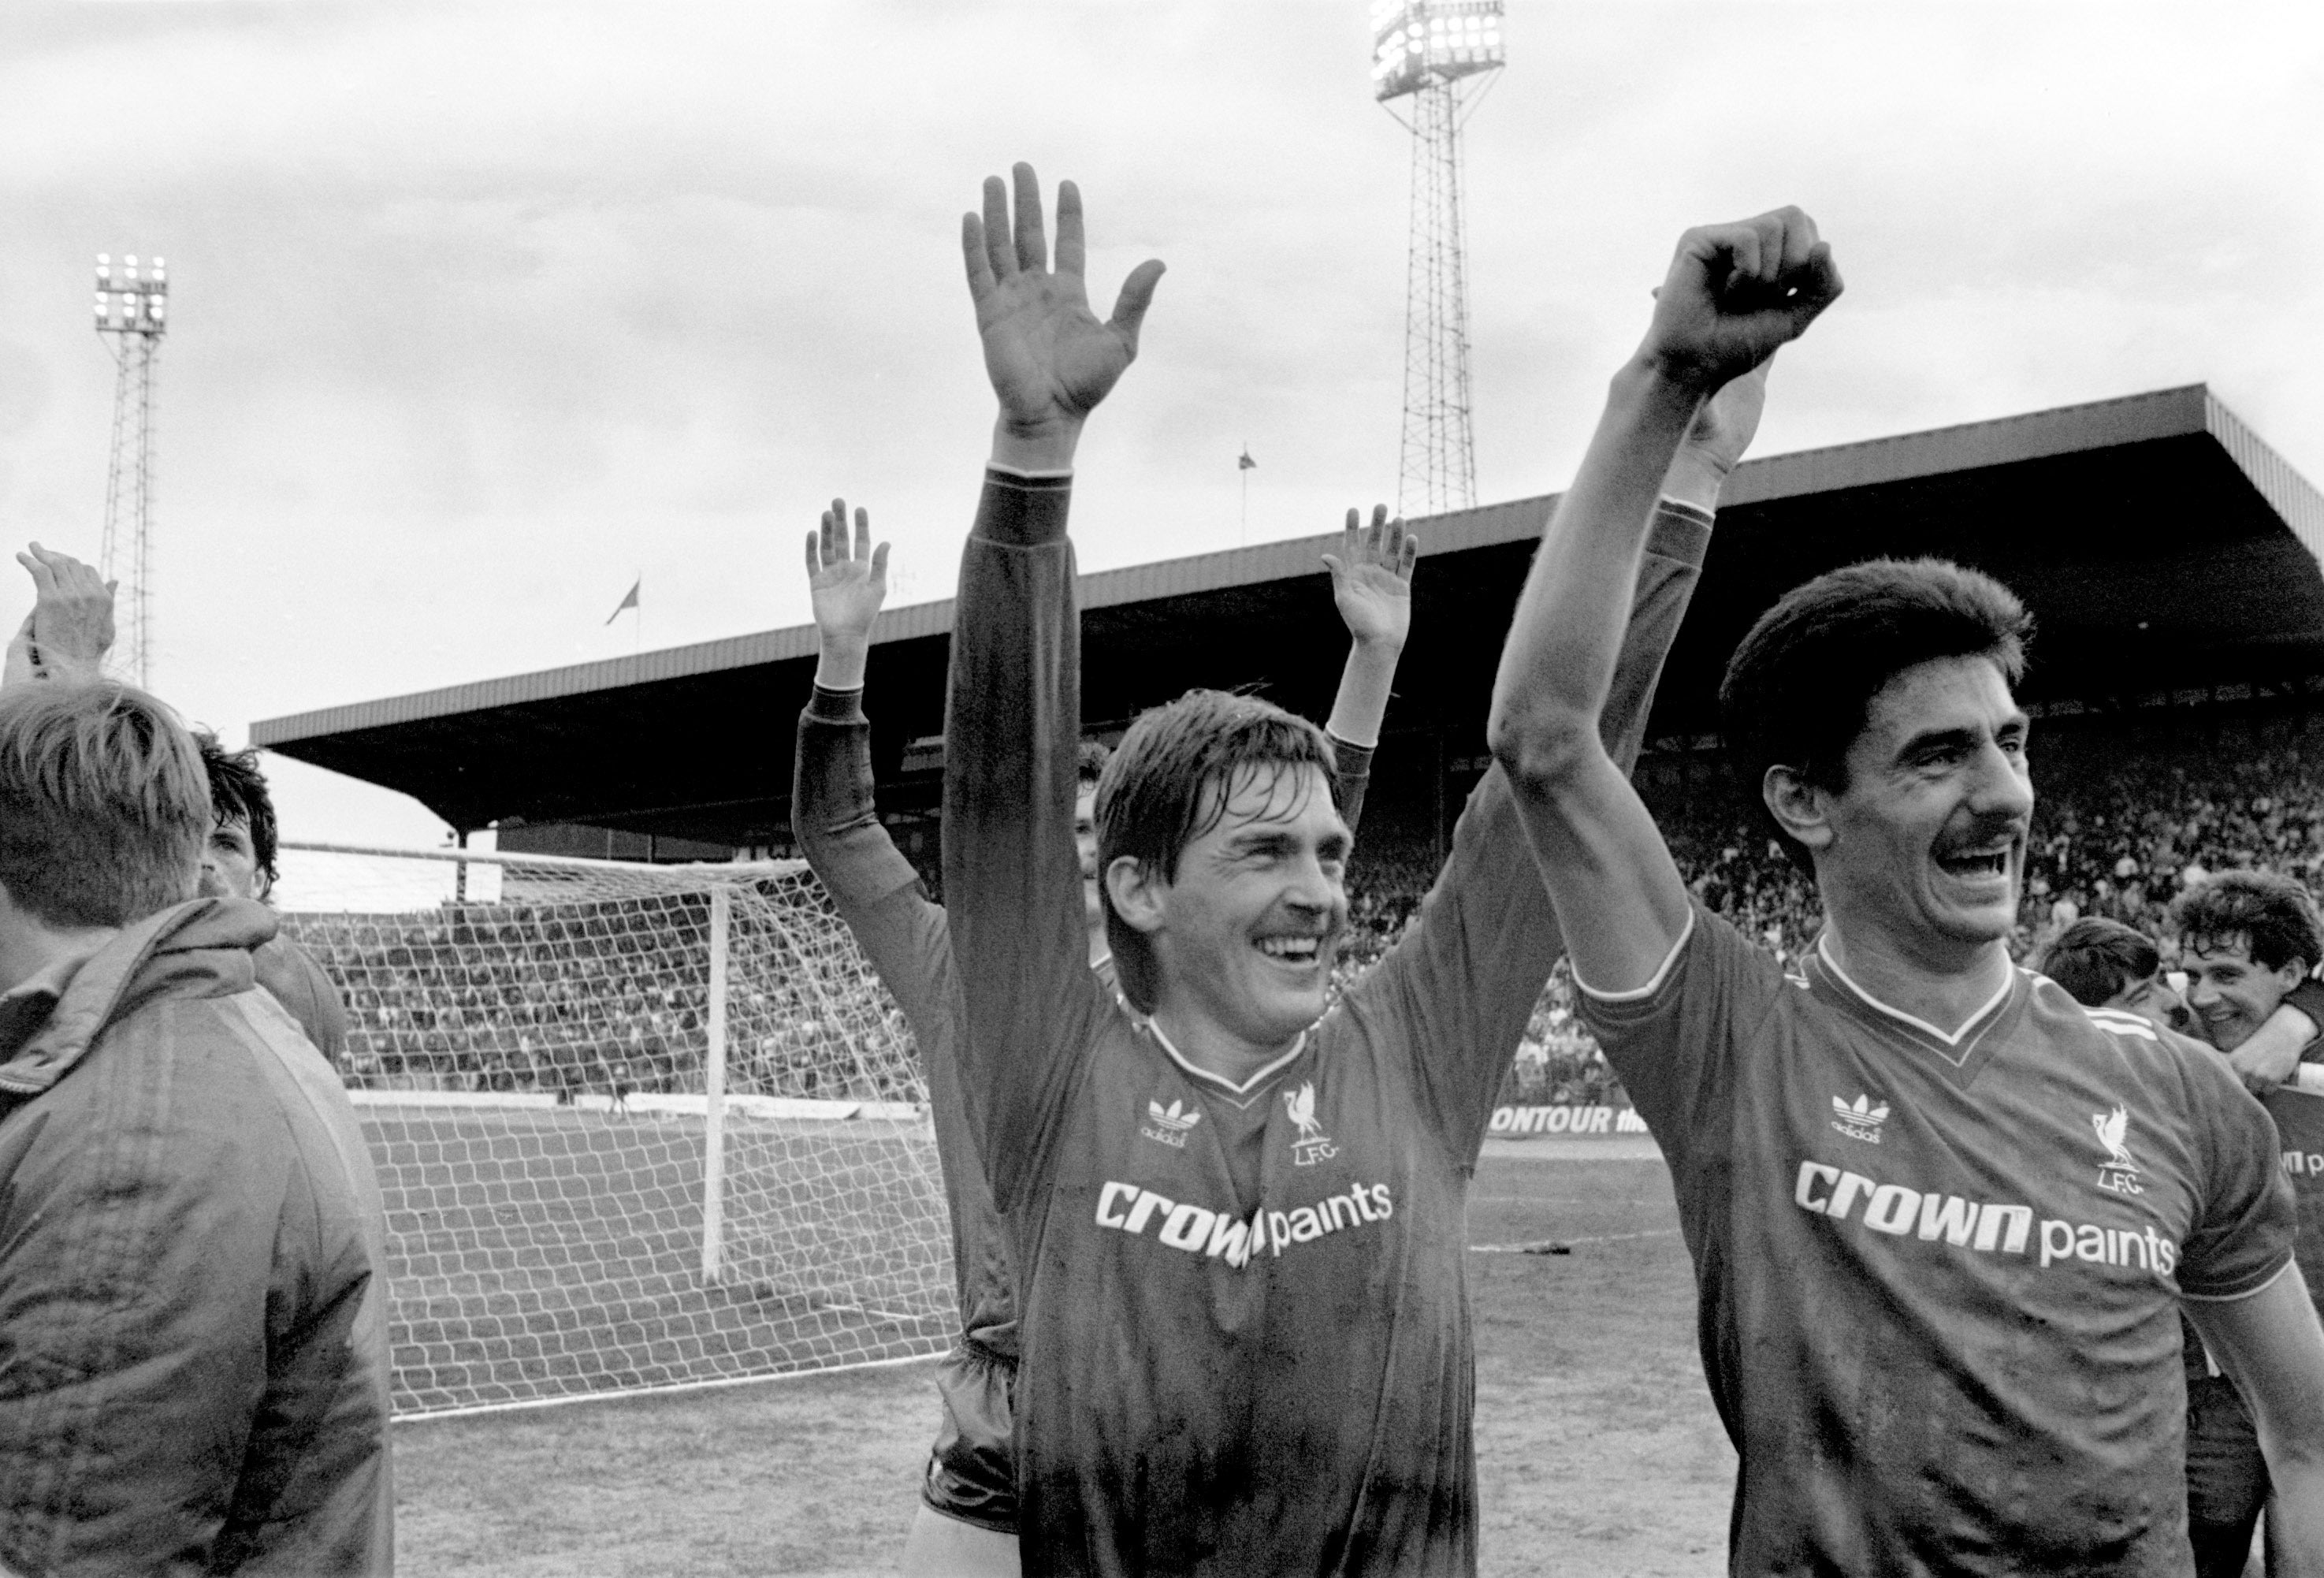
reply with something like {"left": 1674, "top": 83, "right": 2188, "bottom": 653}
{"left": 793, "top": 498, "right": 1415, "bottom": 1576}
{"left": 1490, "top": 205, "right": 2324, "bottom": 1570}
{"left": 939, "top": 162, "right": 1764, "bottom": 1572}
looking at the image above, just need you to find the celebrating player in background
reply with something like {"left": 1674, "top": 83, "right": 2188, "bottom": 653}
{"left": 1491, "top": 207, "right": 2324, "bottom": 1571}
{"left": 0, "top": 543, "right": 354, "bottom": 1067}
{"left": 794, "top": 497, "right": 1413, "bottom": 1576}
{"left": 939, "top": 163, "right": 1754, "bottom": 1572}
{"left": 2172, "top": 873, "right": 2324, "bottom": 1577}
{"left": 0, "top": 680, "right": 392, "bottom": 1572}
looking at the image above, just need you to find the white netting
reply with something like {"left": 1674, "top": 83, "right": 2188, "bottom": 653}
{"left": 273, "top": 841, "right": 954, "bottom": 1419}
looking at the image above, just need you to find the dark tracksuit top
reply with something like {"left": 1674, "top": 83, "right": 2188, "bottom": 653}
{"left": 940, "top": 463, "right": 1712, "bottom": 1576}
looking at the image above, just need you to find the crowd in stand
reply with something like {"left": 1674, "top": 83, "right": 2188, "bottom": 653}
{"left": 296, "top": 720, "right": 2324, "bottom": 1113}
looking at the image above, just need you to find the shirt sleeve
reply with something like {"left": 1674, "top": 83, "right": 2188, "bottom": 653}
{"left": 1329, "top": 733, "right": 1376, "bottom": 838}
{"left": 252, "top": 936, "right": 351, "bottom": 1068}
{"left": 1572, "top": 899, "right": 1786, "bottom": 1173}
{"left": 2176, "top": 1050, "right": 2300, "bottom": 1301}
{"left": 941, "top": 467, "right": 1110, "bottom": 1212}
{"left": 2283, "top": 977, "right": 2324, "bottom": 1063}
{"left": 792, "top": 684, "right": 956, "bottom": 1039}
{"left": 1344, "top": 498, "right": 1715, "bottom": 1161}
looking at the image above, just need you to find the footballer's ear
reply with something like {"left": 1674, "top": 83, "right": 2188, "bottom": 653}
{"left": 1105, "top": 854, "right": 1166, "bottom": 936}
{"left": 1763, "top": 764, "right": 1834, "bottom": 855}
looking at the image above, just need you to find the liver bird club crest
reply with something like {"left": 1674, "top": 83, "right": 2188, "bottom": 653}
{"left": 1285, "top": 1081, "right": 1338, "bottom": 1167}
{"left": 2093, "top": 1105, "right": 2143, "bottom": 1195}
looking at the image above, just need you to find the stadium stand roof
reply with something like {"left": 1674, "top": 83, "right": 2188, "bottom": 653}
{"left": 255, "top": 385, "right": 2324, "bottom": 852}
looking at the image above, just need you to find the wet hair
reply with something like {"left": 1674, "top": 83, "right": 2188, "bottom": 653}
{"left": 195, "top": 730, "right": 281, "bottom": 891}
{"left": 1720, "top": 558, "right": 2032, "bottom": 870}
{"left": 0, "top": 681, "right": 210, "bottom": 929}
{"left": 1076, "top": 739, "right": 1111, "bottom": 791}
{"left": 2036, "top": 917, "right": 2161, "bottom": 1007}
{"left": 2171, "top": 869, "right": 2323, "bottom": 977}
{"left": 1096, "top": 689, "right": 1339, "bottom": 1012}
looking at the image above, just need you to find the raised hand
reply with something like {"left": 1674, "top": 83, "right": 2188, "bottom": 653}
{"left": 1639, "top": 208, "right": 1840, "bottom": 394}
{"left": 2, "top": 542, "right": 114, "bottom": 688}
{"left": 1321, "top": 505, "right": 1419, "bottom": 651}
{"left": 805, "top": 497, "right": 890, "bottom": 664}
{"left": 961, "top": 163, "right": 1166, "bottom": 466}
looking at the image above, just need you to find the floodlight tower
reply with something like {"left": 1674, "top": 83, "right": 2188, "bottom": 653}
{"left": 1372, "top": 1, "right": 1503, "bottom": 519}
{"left": 93, "top": 252, "right": 168, "bottom": 687}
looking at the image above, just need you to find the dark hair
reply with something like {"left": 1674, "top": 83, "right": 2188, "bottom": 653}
{"left": 1076, "top": 739, "right": 1111, "bottom": 791}
{"left": 1096, "top": 689, "right": 1339, "bottom": 1012}
{"left": 2172, "top": 869, "right": 2323, "bottom": 976}
{"left": 195, "top": 730, "right": 281, "bottom": 891}
{"left": 1720, "top": 558, "right": 2032, "bottom": 869}
{"left": 0, "top": 682, "right": 210, "bottom": 928}
{"left": 2036, "top": 917, "right": 2161, "bottom": 1007}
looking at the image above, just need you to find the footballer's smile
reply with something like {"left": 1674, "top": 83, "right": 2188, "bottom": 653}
{"left": 1119, "top": 760, "right": 1350, "bottom": 1057}
{"left": 1816, "top": 656, "right": 2033, "bottom": 966}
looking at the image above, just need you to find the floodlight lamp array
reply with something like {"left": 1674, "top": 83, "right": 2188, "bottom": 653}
{"left": 1370, "top": 0, "right": 1504, "bottom": 102}
{"left": 92, "top": 252, "right": 169, "bottom": 335}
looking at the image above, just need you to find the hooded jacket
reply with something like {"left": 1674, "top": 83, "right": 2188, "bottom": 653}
{"left": 0, "top": 897, "right": 392, "bottom": 1576}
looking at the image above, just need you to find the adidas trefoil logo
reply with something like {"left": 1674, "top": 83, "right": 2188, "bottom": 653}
{"left": 1831, "top": 1092, "right": 1891, "bottom": 1145}
{"left": 1140, "top": 1096, "right": 1201, "bottom": 1150}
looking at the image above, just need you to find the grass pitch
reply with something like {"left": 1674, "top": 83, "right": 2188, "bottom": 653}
{"left": 392, "top": 1145, "right": 1735, "bottom": 1576}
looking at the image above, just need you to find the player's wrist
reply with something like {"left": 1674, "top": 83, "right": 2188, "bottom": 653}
{"left": 990, "top": 412, "right": 1083, "bottom": 474}
{"left": 813, "top": 635, "right": 871, "bottom": 690}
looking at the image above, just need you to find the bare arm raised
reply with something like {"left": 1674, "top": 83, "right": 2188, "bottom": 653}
{"left": 1488, "top": 210, "right": 1841, "bottom": 993}
{"left": 1322, "top": 506, "right": 1416, "bottom": 754}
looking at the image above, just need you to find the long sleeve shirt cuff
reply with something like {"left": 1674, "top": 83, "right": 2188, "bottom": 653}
{"left": 1649, "top": 497, "right": 1715, "bottom": 570}
{"left": 808, "top": 683, "right": 867, "bottom": 725}
{"left": 975, "top": 467, "right": 1074, "bottom": 548}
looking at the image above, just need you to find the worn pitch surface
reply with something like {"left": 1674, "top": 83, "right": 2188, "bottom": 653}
{"left": 392, "top": 1147, "right": 1738, "bottom": 1576}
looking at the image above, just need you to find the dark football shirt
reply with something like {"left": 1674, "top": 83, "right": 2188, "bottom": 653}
{"left": 941, "top": 467, "right": 1711, "bottom": 1576}
{"left": 2264, "top": 1083, "right": 2324, "bottom": 1322}
{"left": 791, "top": 691, "right": 1377, "bottom": 1358}
{"left": 1579, "top": 905, "right": 2297, "bottom": 1576}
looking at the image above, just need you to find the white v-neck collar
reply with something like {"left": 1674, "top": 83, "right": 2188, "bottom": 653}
{"left": 1143, "top": 1017, "right": 1309, "bottom": 1099}
{"left": 1816, "top": 933, "right": 2014, "bottom": 1049}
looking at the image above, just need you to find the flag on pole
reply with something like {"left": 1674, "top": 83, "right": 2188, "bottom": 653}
{"left": 605, "top": 578, "right": 640, "bottom": 625}
{"left": 1238, "top": 447, "right": 1256, "bottom": 471}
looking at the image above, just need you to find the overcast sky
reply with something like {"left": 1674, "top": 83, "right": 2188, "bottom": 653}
{"left": 2, "top": 1, "right": 2318, "bottom": 849}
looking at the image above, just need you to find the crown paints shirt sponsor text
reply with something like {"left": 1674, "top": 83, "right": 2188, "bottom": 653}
{"left": 1578, "top": 903, "right": 2294, "bottom": 1576}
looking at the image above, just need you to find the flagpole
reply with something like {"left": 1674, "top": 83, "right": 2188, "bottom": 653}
{"left": 633, "top": 571, "right": 641, "bottom": 657}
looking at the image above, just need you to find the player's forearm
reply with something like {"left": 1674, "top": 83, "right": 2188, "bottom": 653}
{"left": 2266, "top": 1460, "right": 2324, "bottom": 1577}
{"left": 794, "top": 691, "right": 921, "bottom": 910}
{"left": 1601, "top": 501, "right": 1715, "bottom": 772}
{"left": 1489, "top": 359, "right": 1701, "bottom": 781}
{"left": 1324, "top": 636, "right": 1402, "bottom": 751}
{"left": 940, "top": 467, "right": 1091, "bottom": 1164}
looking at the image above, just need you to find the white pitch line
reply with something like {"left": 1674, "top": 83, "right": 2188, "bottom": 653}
{"left": 1469, "top": 1228, "right": 1681, "bottom": 1254}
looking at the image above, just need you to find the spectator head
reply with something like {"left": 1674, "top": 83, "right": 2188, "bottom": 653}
{"left": 193, "top": 731, "right": 280, "bottom": 903}
{"left": 0, "top": 681, "right": 210, "bottom": 947}
{"left": 1076, "top": 739, "right": 1112, "bottom": 935}
{"left": 1098, "top": 688, "right": 1348, "bottom": 1031}
{"left": 2036, "top": 917, "right": 2188, "bottom": 1034}
{"left": 1719, "top": 558, "right": 2034, "bottom": 955}
{"left": 2170, "top": 870, "right": 2322, "bottom": 1052}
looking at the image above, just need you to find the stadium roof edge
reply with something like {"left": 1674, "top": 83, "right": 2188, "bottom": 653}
{"left": 251, "top": 383, "right": 2318, "bottom": 750}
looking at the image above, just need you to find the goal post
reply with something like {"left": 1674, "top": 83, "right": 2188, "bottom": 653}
{"left": 271, "top": 840, "right": 954, "bottom": 1419}
{"left": 702, "top": 884, "right": 729, "bottom": 1285}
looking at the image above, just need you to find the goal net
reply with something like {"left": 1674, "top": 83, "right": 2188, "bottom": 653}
{"left": 272, "top": 840, "right": 954, "bottom": 1419}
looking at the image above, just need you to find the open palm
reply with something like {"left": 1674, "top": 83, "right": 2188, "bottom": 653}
{"left": 1322, "top": 505, "right": 1418, "bottom": 649}
{"left": 963, "top": 165, "right": 1165, "bottom": 437}
{"left": 805, "top": 498, "right": 889, "bottom": 647}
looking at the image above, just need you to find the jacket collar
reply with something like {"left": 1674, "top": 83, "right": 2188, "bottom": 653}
{"left": 0, "top": 896, "right": 277, "bottom": 1099}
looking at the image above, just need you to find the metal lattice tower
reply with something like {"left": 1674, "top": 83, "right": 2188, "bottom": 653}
{"left": 1373, "top": 2, "right": 1503, "bottom": 519}
{"left": 94, "top": 252, "right": 168, "bottom": 687}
